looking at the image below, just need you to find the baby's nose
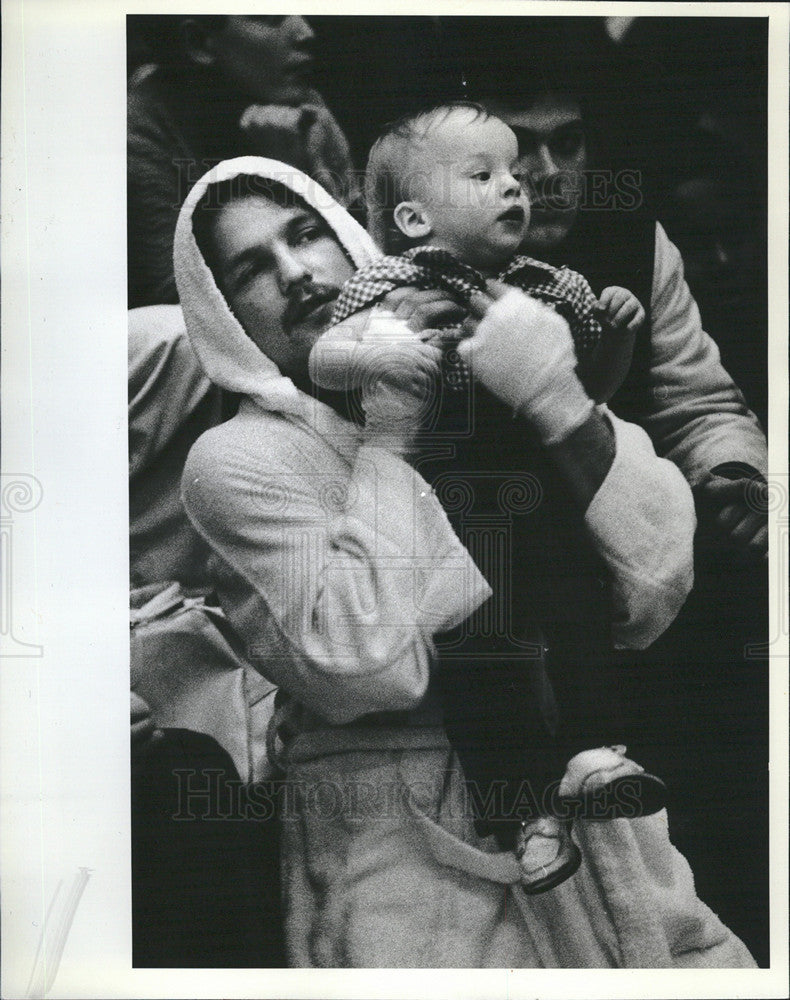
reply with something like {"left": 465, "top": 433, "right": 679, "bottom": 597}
{"left": 501, "top": 172, "right": 522, "bottom": 197}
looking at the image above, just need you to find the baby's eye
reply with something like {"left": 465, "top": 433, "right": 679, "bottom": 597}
{"left": 471, "top": 171, "right": 491, "bottom": 182}
{"left": 511, "top": 171, "right": 523, "bottom": 184}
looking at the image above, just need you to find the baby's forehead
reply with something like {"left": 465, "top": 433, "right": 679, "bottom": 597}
{"left": 413, "top": 108, "right": 512, "bottom": 159}
{"left": 420, "top": 107, "right": 485, "bottom": 144}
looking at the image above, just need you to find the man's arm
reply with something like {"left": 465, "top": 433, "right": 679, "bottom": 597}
{"left": 127, "top": 121, "right": 183, "bottom": 308}
{"left": 128, "top": 305, "right": 221, "bottom": 476}
{"left": 181, "top": 419, "right": 491, "bottom": 725}
{"left": 544, "top": 404, "right": 695, "bottom": 650}
{"left": 640, "top": 223, "right": 767, "bottom": 483}
{"left": 577, "top": 408, "right": 696, "bottom": 649}
{"left": 459, "top": 283, "right": 696, "bottom": 650}
{"left": 545, "top": 408, "right": 615, "bottom": 509}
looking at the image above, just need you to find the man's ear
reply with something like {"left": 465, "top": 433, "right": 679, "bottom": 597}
{"left": 393, "top": 201, "right": 432, "bottom": 241}
{"left": 180, "top": 18, "right": 219, "bottom": 69}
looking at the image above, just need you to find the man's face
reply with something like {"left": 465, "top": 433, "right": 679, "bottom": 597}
{"left": 210, "top": 15, "right": 315, "bottom": 105}
{"left": 488, "top": 93, "right": 587, "bottom": 254}
{"left": 210, "top": 194, "right": 355, "bottom": 380}
{"left": 412, "top": 110, "right": 530, "bottom": 271}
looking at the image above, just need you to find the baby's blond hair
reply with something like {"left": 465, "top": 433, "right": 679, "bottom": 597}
{"left": 364, "top": 101, "right": 491, "bottom": 254}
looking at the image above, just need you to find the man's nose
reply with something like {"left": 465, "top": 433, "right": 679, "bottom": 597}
{"left": 529, "top": 145, "right": 559, "bottom": 182}
{"left": 275, "top": 247, "right": 311, "bottom": 293}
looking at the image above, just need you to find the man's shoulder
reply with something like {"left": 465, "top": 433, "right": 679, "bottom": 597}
{"left": 128, "top": 72, "right": 188, "bottom": 157}
{"left": 185, "top": 410, "right": 294, "bottom": 487}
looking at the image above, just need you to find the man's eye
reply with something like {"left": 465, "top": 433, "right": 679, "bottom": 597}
{"left": 511, "top": 171, "right": 523, "bottom": 184}
{"left": 231, "top": 265, "right": 258, "bottom": 292}
{"left": 553, "top": 131, "right": 585, "bottom": 157}
{"left": 292, "top": 226, "right": 321, "bottom": 246}
{"left": 471, "top": 171, "right": 491, "bottom": 182}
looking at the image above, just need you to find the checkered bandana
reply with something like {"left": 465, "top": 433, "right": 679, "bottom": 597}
{"left": 330, "top": 246, "right": 603, "bottom": 361}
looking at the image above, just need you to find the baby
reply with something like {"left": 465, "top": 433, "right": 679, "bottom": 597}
{"left": 311, "top": 101, "right": 645, "bottom": 409}
{"left": 309, "top": 103, "right": 663, "bottom": 894}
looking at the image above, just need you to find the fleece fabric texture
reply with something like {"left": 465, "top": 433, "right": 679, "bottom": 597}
{"left": 281, "top": 726, "right": 756, "bottom": 968}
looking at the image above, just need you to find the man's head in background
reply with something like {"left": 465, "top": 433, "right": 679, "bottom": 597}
{"left": 191, "top": 174, "right": 355, "bottom": 382}
{"left": 480, "top": 91, "right": 587, "bottom": 255}
{"left": 133, "top": 15, "right": 316, "bottom": 106}
{"left": 453, "top": 17, "right": 625, "bottom": 256}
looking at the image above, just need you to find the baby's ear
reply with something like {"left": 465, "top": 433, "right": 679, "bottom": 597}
{"left": 393, "top": 201, "right": 432, "bottom": 241}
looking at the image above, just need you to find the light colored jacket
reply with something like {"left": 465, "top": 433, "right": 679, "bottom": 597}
{"left": 640, "top": 223, "right": 767, "bottom": 484}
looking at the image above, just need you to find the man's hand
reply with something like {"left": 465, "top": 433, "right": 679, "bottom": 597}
{"left": 310, "top": 288, "right": 463, "bottom": 393}
{"left": 694, "top": 468, "right": 768, "bottom": 561}
{"left": 457, "top": 281, "right": 594, "bottom": 445}
{"left": 361, "top": 339, "right": 442, "bottom": 458}
{"left": 239, "top": 104, "right": 315, "bottom": 173}
{"left": 379, "top": 287, "right": 466, "bottom": 339}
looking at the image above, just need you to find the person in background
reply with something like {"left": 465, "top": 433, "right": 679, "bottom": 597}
{"left": 128, "top": 14, "right": 359, "bottom": 309}
{"left": 127, "top": 16, "right": 361, "bottom": 959}
{"left": 128, "top": 15, "right": 362, "bottom": 586}
{"left": 451, "top": 18, "right": 768, "bottom": 962}
{"left": 657, "top": 127, "right": 767, "bottom": 429}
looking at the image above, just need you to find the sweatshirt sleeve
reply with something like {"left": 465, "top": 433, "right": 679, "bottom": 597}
{"left": 638, "top": 223, "right": 767, "bottom": 485}
{"left": 584, "top": 409, "right": 696, "bottom": 650}
{"left": 182, "top": 426, "right": 491, "bottom": 724}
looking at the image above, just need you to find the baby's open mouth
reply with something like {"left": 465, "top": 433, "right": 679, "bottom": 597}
{"left": 498, "top": 205, "right": 526, "bottom": 223}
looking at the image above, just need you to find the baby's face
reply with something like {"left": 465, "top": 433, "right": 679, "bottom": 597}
{"left": 410, "top": 110, "right": 530, "bottom": 270}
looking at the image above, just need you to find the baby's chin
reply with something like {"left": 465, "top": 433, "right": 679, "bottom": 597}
{"left": 428, "top": 232, "right": 522, "bottom": 273}
{"left": 468, "top": 236, "right": 526, "bottom": 273}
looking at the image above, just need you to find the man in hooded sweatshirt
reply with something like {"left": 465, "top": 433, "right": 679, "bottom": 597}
{"left": 169, "top": 156, "right": 754, "bottom": 968}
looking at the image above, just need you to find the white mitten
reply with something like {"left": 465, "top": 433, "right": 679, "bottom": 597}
{"left": 457, "top": 287, "right": 595, "bottom": 446}
{"left": 309, "top": 306, "right": 420, "bottom": 392}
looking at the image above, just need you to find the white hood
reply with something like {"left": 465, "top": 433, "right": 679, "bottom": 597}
{"left": 173, "top": 156, "right": 379, "bottom": 414}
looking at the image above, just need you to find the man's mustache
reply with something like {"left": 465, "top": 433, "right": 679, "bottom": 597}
{"left": 283, "top": 283, "right": 339, "bottom": 333}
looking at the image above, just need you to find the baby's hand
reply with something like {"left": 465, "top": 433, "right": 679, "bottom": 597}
{"left": 596, "top": 286, "right": 645, "bottom": 333}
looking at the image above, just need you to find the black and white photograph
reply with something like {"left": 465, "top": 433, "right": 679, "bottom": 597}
{"left": 1, "top": 3, "right": 788, "bottom": 997}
